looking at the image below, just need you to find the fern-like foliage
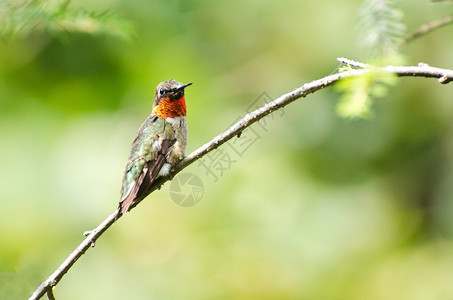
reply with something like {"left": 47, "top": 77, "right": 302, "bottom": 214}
{"left": 336, "top": 0, "right": 406, "bottom": 119}
{"left": 335, "top": 68, "right": 398, "bottom": 118}
{"left": 0, "top": 0, "right": 133, "bottom": 39}
{"left": 358, "top": 0, "right": 406, "bottom": 57}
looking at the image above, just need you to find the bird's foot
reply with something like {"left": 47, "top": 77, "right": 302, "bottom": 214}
{"left": 168, "top": 169, "right": 176, "bottom": 180}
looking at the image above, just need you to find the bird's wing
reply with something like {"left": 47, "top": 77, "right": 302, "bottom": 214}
{"left": 119, "top": 117, "right": 176, "bottom": 215}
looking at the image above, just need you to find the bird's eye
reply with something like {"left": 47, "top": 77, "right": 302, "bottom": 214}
{"left": 158, "top": 88, "right": 165, "bottom": 96}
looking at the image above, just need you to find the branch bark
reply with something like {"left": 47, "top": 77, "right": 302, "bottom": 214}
{"left": 404, "top": 15, "right": 453, "bottom": 44}
{"left": 29, "top": 58, "right": 453, "bottom": 300}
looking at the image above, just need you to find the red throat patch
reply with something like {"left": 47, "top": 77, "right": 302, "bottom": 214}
{"left": 153, "top": 96, "right": 187, "bottom": 118}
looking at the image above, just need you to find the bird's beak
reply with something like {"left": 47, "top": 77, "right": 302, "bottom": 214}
{"left": 175, "top": 82, "right": 193, "bottom": 92}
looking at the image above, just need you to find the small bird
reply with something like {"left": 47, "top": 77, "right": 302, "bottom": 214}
{"left": 118, "top": 79, "right": 192, "bottom": 216}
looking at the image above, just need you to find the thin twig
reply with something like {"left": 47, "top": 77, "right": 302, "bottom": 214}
{"left": 404, "top": 15, "right": 453, "bottom": 44}
{"left": 29, "top": 58, "right": 453, "bottom": 300}
{"left": 337, "top": 57, "right": 370, "bottom": 68}
{"left": 29, "top": 211, "right": 119, "bottom": 300}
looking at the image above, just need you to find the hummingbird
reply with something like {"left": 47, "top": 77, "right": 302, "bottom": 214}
{"left": 118, "top": 79, "right": 192, "bottom": 216}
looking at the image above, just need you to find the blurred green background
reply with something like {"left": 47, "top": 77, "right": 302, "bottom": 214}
{"left": 1, "top": 0, "right": 453, "bottom": 299}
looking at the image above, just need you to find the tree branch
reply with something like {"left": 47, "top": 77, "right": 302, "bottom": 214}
{"left": 404, "top": 15, "right": 453, "bottom": 44}
{"left": 29, "top": 58, "right": 453, "bottom": 300}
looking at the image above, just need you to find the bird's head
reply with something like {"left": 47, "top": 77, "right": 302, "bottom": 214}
{"left": 153, "top": 79, "right": 192, "bottom": 119}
